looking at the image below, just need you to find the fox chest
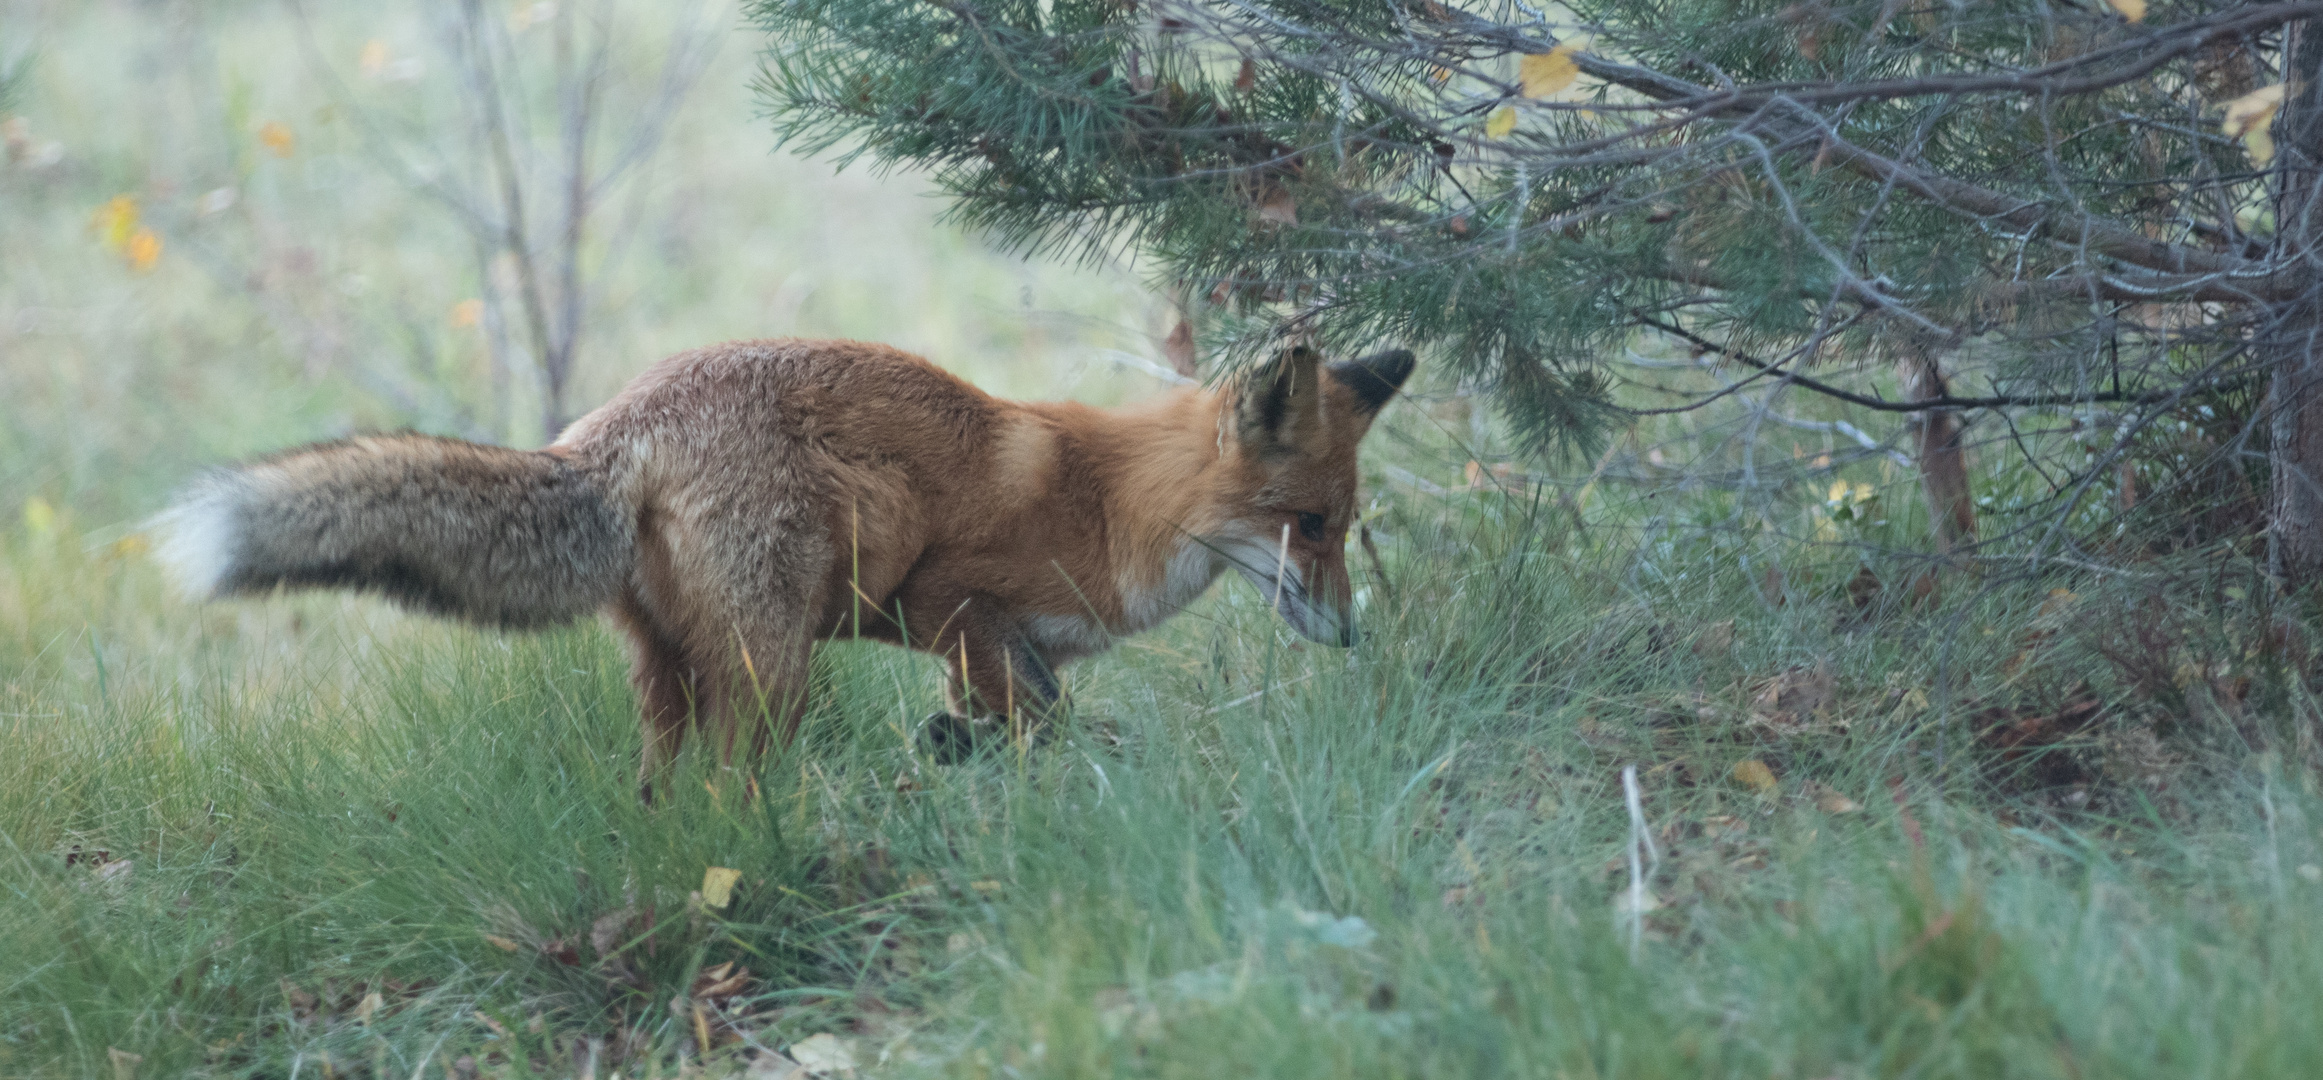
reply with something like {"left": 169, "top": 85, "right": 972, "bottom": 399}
{"left": 1022, "top": 541, "right": 1221, "bottom": 661}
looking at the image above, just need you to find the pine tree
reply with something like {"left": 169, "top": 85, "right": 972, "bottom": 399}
{"left": 751, "top": 0, "right": 2323, "bottom": 580}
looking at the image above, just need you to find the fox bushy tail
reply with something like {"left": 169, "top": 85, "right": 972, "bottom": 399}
{"left": 157, "top": 434, "right": 634, "bottom": 629}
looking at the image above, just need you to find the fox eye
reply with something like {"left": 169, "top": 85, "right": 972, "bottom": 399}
{"left": 1297, "top": 512, "right": 1328, "bottom": 542}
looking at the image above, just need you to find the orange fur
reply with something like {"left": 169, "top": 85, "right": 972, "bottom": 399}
{"left": 161, "top": 338, "right": 1412, "bottom": 792}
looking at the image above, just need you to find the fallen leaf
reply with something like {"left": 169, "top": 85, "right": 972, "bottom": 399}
{"left": 1233, "top": 57, "right": 1256, "bottom": 93}
{"left": 2223, "top": 84, "right": 2285, "bottom": 167}
{"left": 450, "top": 298, "right": 484, "bottom": 328}
{"left": 1731, "top": 759, "right": 1779, "bottom": 794}
{"left": 746, "top": 1053, "right": 805, "bottom": 1080}
{"left": 690, "top": 960, "right": 751, "bottom": 1002}
{"left": 787, "top": 1032, "right": 856, "bottom": 1076}
{"left": 1257, "top": 185, "right": 1298, "bottom": 226}
{"left": 1693, "top": 619, "right": 1735, "bottom": 657}
{"left": 355, "top": 990, "right": 383, "bottom": 1024}
{"left": 482, "top": 934, "right": 521, "bottom": 953}
{"left": 108, "top": 1047, "right": 142, "bottom": 1080}
{"left": 700, "top": 866, "right": 742, "bottom": 909}
{"left": 96, "top": 859, "right": 134, "bottom": 884}
{"left": 1750, "top": 663, "right": 1836, "bottom": 729}
{"left": 2104, "top": 0, "right": 2146, "bottom": 22}
{"left": 1518, "top": 44, "right": 1580, "bottom": 98}
{"left": 1811, "top": 784, "right": 1862, "bottom": 813}
{"left": 1610, "top": 889, "right": 1662, "bottom": 914}
{"left": 1484, "top": 105, "right": 1517, "bottom": 138}
{"left": 590, "top": 905, "right": 639, "bottom": 957}
{"left": 1847, "top": 564, "right": 1881, "bottom": 610}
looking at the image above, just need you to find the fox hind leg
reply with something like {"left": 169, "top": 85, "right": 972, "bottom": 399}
{"left": 613, "top": 594, "right": 700, "bottom": 802}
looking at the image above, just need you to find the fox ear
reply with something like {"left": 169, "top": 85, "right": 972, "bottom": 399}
{"left": 1326, "top": 348, "right": 1415, "bottom": 416}
{"left": 1235, "top": 346, "right": 1324, "bottom": 453}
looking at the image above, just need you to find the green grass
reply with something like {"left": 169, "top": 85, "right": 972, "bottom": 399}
{"left": 6, "top": 500, "right": 2323, "bottom": 1078}
{"left": 8, "top": 1, "right": 2323, "bottom": 1076}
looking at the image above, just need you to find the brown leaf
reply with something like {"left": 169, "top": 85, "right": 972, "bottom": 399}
{"left": 690, "top": 961, "right": 753, "bottom": 1003}
{"left": 108, "top": 1047, "right": 143, "bottom": 1080}
{"left": 1233, "top": 58, "right": 1257, "bottom": 93}
{"left": 1810, "top": 783, "right": 1862, "bottom": 813}
{"left": 1750, "top": 663, "right": 1836, "bottom": 729}
{"left": 1847, "top": 564, "right": 1881, "bottom": 610}
{"left": 591, "top": 906, "right": 640, "bottom": 957}
{"left": 1257, "top": 185, "right": 1298, "bottom": 226}
{"left": 1163, "top": 318, "right": 1197, "bottom": 378}
{"left": 482, "top": 934, "right": 521, "bottom": 953}
{"left": 1906, "top": 571, "right": 1939, "bottom": 608}
{"left": 1693, "top": 619, "right": 1735, "bottom": 657}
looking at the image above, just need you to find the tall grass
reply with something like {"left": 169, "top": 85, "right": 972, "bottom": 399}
{"left": 5, "top": 495, "right": 2322, "bottom": 1077}
{"left": 6, "top": 1, "right": 2323, "bottom": 1077}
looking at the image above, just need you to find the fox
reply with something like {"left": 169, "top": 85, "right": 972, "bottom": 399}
{"left": 157, "top": 338, "right": 1413, "bottom": 791}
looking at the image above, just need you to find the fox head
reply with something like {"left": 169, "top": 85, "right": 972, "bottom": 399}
{"left": 1201, "top": 344, "right": 1414, "bottom": 648}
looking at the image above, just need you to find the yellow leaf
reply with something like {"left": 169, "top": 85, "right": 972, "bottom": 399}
{"left": 2223, "top": 84, "right": 2286, "bottom": 167}
{"left": 126, "top": 228, "right": 162, "bottom": 273}
{"left": 109, "top": 534, "right": 149, "bottom": 558}
{"left": 1813, "top": 785, "right": 1862, "bottom": 813}
{"left": 259, "top": 121, "right": 295, "bottom": 158}
{"left": 450, "top": 299, "right": 484, "bottom": 328}
{"left": 1519, "top": 44, "right": 1580, "bottom": 99}
{"left": 482, "top": 934, "right": 520, "bottom": 952}
{"left": 22, "top": 496, "right": 56, "bottom": 535}
{"left": 700, "top": 866, "right": 742, "bottom": 909}
{"left": 1732, "top": 759, "right": 1778, "bottom": 794}
{"left": 355, "top": 990, "right": 383, "bottom": 1024}
{"left": 1484, "top": 105, "right": 1517, "bottom": 139}
{"left": 91, "top": 195, "right": 138, "bottom": 251}
{"left": 2104, "top": 0, "right": 2145, "bottom": 22}
{"left": 2245, "top": 129, "right": 2277, "bottom": 168}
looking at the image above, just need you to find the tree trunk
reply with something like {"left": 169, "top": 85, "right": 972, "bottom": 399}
{"left": 2270, "top": 23, "right": 2323, "bottom": 587}
{"left": 1900, "top": 342, "right": 1977, "bottom": 555}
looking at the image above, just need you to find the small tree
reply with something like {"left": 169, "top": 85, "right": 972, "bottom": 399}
{"left": 753, "top": 0, "right": 2323, "bottom": 579}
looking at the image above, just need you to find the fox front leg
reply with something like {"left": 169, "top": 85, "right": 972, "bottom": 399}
{"left": 922, "top": 634, "right": 1061, "bottom": 763}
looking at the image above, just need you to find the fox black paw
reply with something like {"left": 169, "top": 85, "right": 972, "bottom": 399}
{"left": 922, "top": 712, "right": 983, "bottom": 765}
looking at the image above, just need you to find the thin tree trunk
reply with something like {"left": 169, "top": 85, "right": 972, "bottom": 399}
{"left": 1900, "top": 340, "right": 1977, "bottom": 555}
{"left": 2270, "top": 22, "right": 2323, "bottom": 587}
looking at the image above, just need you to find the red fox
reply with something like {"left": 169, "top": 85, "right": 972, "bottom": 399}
{"left": 159, "top": 339, "right": 1411, "bottom": 787}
